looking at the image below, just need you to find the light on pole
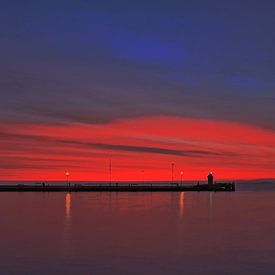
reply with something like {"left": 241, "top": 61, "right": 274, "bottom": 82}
{"left": 109, "top": 159, "right": 112, "bottom": 186}
{"left": 171, "top": 163, "right": 175, "bottom": 183}
{"left": 180, "top": 171, "right": 183, "bottom": 186}
{"left": 66, "top": 172, "right": 69, "bottom": 186}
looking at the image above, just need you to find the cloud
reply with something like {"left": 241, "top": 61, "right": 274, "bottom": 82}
{"left": 59, "top": 139, "right": 227, "bottom": 157}
{"left": 1, "top": 2, "right": 275, "bottom": 130}
{"left": 0, "top": 130, "right": 236, "bottom": 158}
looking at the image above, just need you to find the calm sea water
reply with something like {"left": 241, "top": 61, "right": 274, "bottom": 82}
{"left": 0, "top": 182, "right": 275, "bottom": 274}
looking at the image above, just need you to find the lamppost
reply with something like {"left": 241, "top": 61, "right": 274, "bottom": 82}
{"left": 171, "top": 163, "right": 175, "bottom": 183}
{"left": 109, "top": 159, "right": 112, "bottom": 186}
{"left": 66, "top": 172, "right": 69, "bottom": 187}
{"left": 141, "top": 170, "right": 144, "bottom": 184}
{"left": 180, "top": 171, "right": 183, "bottom": 186}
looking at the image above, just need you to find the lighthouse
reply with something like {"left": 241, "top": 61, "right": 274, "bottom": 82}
{"left": 207, "top": 172, "right": 214, "bottom": 185}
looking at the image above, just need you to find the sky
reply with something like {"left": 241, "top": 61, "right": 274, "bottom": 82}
{"left": 0, "top": 0, "right": 275, "bottom": 181}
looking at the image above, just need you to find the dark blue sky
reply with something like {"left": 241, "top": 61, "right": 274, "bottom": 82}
{"left": 1, "top": 0, "right": 275, "bottom": 128}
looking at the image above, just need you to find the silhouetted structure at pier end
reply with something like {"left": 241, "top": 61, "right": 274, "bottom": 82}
{"left": 207, "top": 172, "right": 235, "bottom": 191}
{"left": 207, "top": 172, "right": 214, "bottom": 185}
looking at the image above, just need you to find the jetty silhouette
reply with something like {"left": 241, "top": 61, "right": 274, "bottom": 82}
{"left": 0, "top": 173, "right": 235, "bottom": 192}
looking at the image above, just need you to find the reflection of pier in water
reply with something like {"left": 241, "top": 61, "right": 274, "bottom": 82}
{"left": 66, "top": 192, "right": 71, "bottom": 221}
{"left": 208, "top": 192, "right": 213, "bottom": 222}
{"left": 177, "top": 191, "right": 215, "bottom": 223}
{"left": 64, "top": 192, "right": 72, "bottom": 259}
{"left": 179, "top": 192, "right": 185, "bottom": 220}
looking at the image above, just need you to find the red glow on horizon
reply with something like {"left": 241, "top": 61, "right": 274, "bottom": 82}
{"left": 0, "top": 115, "right": 274, "bottom": 181}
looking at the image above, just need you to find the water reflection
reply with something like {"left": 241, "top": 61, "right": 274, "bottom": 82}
{"left": 1, "top": 188, "right": 275, "bottom": 274}
{"left": 65, "top": 192, "right": 71, "bottom": 221}
{"left": 179, "top": 192, "right": 185, "bottom": 220}
{"left": 208, "top": 192, "right": 213, "bottom": 222}
{"left": 64, "top": 192, "right": 72, "bottom": 259}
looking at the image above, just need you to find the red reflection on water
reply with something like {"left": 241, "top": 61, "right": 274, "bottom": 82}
{"left": 64, "top": 192, "right": 72, "bottom": 258}
{"left": 1, "top": 191, "right": 275, "bottom": 273}
{"left": 179, "top": 192, "right": 185, "bottom": 220}
{"left": 65, "top": 192, "right": 71, "bottom": 221}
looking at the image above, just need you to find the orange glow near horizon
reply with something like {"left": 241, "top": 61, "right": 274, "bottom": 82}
{"left": 0, "top": 115, "right": 275, "bottom": 181}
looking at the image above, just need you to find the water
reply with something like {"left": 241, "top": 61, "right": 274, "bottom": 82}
{"left": 0, "top": 182, "right": 275, "bottom": 274}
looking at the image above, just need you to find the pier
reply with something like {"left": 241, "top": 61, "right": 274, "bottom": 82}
{"left": 0, "top": 173, "right": 235, "bottom": 192}
{"left": 0, "top": 182, "right": 235, "bottom": 192}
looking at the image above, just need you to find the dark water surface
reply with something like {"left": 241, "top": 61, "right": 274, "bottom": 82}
{"left": 0, "top": 182, "right": 275, "bottom": 274}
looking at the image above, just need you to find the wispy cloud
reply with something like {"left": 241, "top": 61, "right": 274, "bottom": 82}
{"left": 0, "top": 130, "right": 234, "bottom": 158}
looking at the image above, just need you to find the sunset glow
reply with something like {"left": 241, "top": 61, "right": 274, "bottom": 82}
{"left": 1, "top": 116, "right": 274, "bottom": 181}
{"left": 1, "top": 1, "right": 275, "bottom": 182}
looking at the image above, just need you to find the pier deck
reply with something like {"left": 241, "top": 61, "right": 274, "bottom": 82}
{"left": 0, "top": 183, "right": 235, "bottom": 192}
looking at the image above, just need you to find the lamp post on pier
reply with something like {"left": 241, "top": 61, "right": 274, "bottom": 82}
{"left": 65, "top": 172, "right": 70, "bottom": 187}
{"left": 171, "top": 163, "right": 175, "bottom": 184}
{"left": 180, "top": 171, "right": 183, "bottom": 186}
